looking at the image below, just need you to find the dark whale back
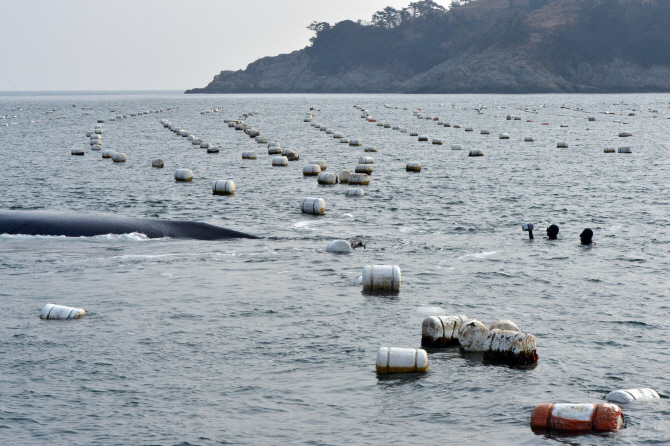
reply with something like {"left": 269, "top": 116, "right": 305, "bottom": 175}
{"left": 0, "top": 210, "right": 257, "bottom": 240}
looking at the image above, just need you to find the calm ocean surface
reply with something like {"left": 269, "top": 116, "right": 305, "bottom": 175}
{"left": 1, "top": 92, "right": 669, "bottom": 445}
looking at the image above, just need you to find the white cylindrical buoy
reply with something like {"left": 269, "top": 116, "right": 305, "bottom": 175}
{"left": 524, "top": 137, "right": 535, "bottom": 142}
{"left": 207, "top": 146, "right": 219, "bottom": 153}
{"left": 281, "top": 148, "right": 292, "bottom": 156}
{"left": 418, "top": 135, "right": 428, "bottom": 141}
{"left": 376, "top": 347, "right": 428, "bottom": 374}
{"left": 619, "top": 132, "right": 632, "bottom": 137}
{"left": 192, "top": 138, "right": 202, "bottom": 145}
{"left": 499, "top": 133, "right": 510, "bottom": 139}
{"left": 444, "top": 123, "right": 451, "bottom": 127}
{"left": 453, "top": 124, "right": 462, "bottom": 128}
{"left": 604, "top": 148, "right": 615, "bottom": 153}
{"left": 268, "top": 147, "right": 282, "bottom": 155}
{"left": 313, "top": 160, "right": 326, "bottom": 170}
{"left": 482, "top": 329, "right": 538, "bottom": 364}
{"left": 327, "top": 240, "right": 352, "bottom": 253}
{"left": 326, "top": 129, "right": 334, "bottom": 135}
{"left": 242, "top": 151, "right": 257, "bottom": 159}
{"left": 41, "top": 303, "right": 85, "bottom": 320}
{"left": 303, "top": 164, "right": 321, "bottom": 176}
{"left": 340, "top": 138, "right": 350, "bottom": 143}
{"left": 410, "top": 132, "right": 418, "bottom": 136}
{"left": 531, "top": 403, "right": 625, "bottom": 433}
{"left": 605, "top": 388, "right": 660, "bottom": 404}
{"left": 112, "top": 152, "right": 126, "bottom": 163}
{"left": 90, "top": 134, "right": 101, "bottom": 140}
{"left": 589, "top": 117, "right": 597, "bottom": 121}
{"left": 618, "top": 147, "right": 632, "bottom": 153}
{"left": 200, "top": 142, "right": 211, "bottom": 148}
{"left": 422, "top": 315, "right": 469, "bottom": 347}
{"left": 95, "top": 128, "right": 103, "bottom": 134}
{"left": 348, "top": 173, "right": 369, "bottom": 185}
{"left": 481, "top": 130, "right": 490, "bottom": 134}
{"left": 364, "top": 146, "right": 377, "bottom": 152}
{"left": 362, "top": 265, "right": 401, "bottom": 291}
{"left": 152, "top": 158, "right": 164, "bottom": 168}
{"left": 300, "top": 197, "right": 326, "bottom": 215}
{"left": 174, "top": 169, "right": 193, "bottom": 181}
{"left": 349, "top": 139, "right": 362, "bottom": 146}
{"left": 187, "top": 135, "right": 195, "bottom": 141}
{"left": 333, "top": 132, "right": 344, "bottom": 138}
{"left": 339, "top": 169, "right": 351, "bottom": 183}
{"left": 358, "top": 156, "right": 373, "bottom": 164}
{"left": 212, "top": 179, "right": 235, "bottom": 195}
{"left": 86, "top": 132, "right": 91, "bottom": 137}
{"left": 71, "top": 147, "right": 84, "bottom": 156}
{"left": 180, "top": 130, "right": 189, "bottom": 137}
{"left": 469, "top": 149, "right": 483, "bottom": 157}
{"left": 355, "top": 164, "right": 373, "bottom": 174}
{"left": 406, "top": 162, "right": 421, "bottom": 172}
{"left": 272, "top": 156, "right": 288, "bottom": 166}
{"left": 256, "top": 136, "right": 268, "bottom": 143}
{"left": 451, "top": 144, "right": 464, "bottom": 151}
{"left": 465, "top": 127, "right": 473, "bottom": 132}
{"left": 432, "top": 139, "right": 443, "bottom": 145}
{"left": 102, "top": 150, "right": 115, "bottom": 158}
{"left": 489, "top": 320, "right": 520, "bottom": 332}
{"left": 91, "top": 144, "right": 101, "bottom": 151}
{"left": 345, "top": 188, "right": 364, "bottom": 196}
{"left": 557, "top": 142, "right": 569, "bottom": 148}
{"left": 317, "top": 172, "right": 338, "bottom": 184}
{"left": 457, "top": 319, "right": 489, "bottom": 351}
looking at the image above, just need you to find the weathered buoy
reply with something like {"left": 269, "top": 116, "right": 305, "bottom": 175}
{"left": 618, "top": 147, "right": 632, "bottom": 153}
{"left": 406, "top": 162, "right": 421, "bottom": 172}
{"left": 358, "top": 156, "right": 373, "bottom": 164}
{"left": 112, "top": 152, "right": 126, "bottom": 163}
{"left": 349, "top": 139, "right": 363, "bottom": 146}
{"left": 317, "top": 172, "right": 338, "bottom": 184}
{"left": 71, "top": 147, "right": 84, "bottom": 156}
{"left": 102, "top": 150, "right": 115, "bottom": 159}
{"left": 151, "top": 158, "right": 164, "bottom": 168}
{"left": 364, "top": 146, "right": 377, "bottom": 152}
{"left": 174, "top": 169, "right": 193, "bottom": 181}
{"left": 287, "top": 151, "right": 300, "bottom": 161}
{"left": 604, "top": 148, "right": 615, "bottom": 153}
{"left": 605, "top": 388, "right": 660, "bottom": 404}
{"left": 212, "top": 179, "right": 235, "bottom": 195}
{"left": 348, "top": 173, "right": 370, "bottom": 185}
{"left": 41, "top": 303, "right": 85, "bottom": 320}
{"left": 362, "top": 265, "right": 401, "bottom": 291}
{"left": 338, "top": 169, "right": 351, "bottom": 183}
{"left": 432, "top": 139, "right": 443, "bottom": 145}
{"left": 355, "top": 164, "right": 373, "bottom": 174}
{"left": 530, "top": 403, "right": 624, "bottom": 433}
{"left": 327, "top": 240, "right": 351, "bottom": 253}
{"left": 469, "top": 149, "right": 483, "bottom": 157}
{"left": 313, "top": 160, "right": 327, "bottom": 170}
{"left": 376, "top": 347, "right": 428, "bottom": 374}
{"left": 457, "top": 319, "right": 489, "bottom": 351}
{"left": 557, "top": 142, "right": 569, "bottom": 148}
{"left": 300, "top": 197, "right": 326, "bottom": 215}
{"left": 482, "top": 329, "right": 538, "bottom": 364}
{"left": 422, "top": 315, "right": 468, "bottom": 347}
{"left": 345, "top": 188, "right": 364, "bottom": 196}
{"left": 302, "top": 164, "right": 321, "bottom": 176}
{"left": 499, "top": 133, "right": 510, "bottom": 139}
{"left": 418, "top": 135, "right": 428, "bottom": 141}
{"left": 272, "top": 156, "right": 288, "bottom": 166}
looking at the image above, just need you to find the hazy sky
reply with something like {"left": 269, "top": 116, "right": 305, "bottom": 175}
{"left": 0, "top": 0, "right": 451, "bottom": 91}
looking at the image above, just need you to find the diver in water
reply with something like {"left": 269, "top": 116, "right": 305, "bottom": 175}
{"left": 546, "top": 224, "right": 559, "bottom": 240}
{"left": 580, "top": 228, "right": 595, "bottom": 246}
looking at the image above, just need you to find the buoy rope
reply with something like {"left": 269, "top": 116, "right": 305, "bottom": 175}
{"left": 45, "top": 305, "right": 55, "bottom": 319}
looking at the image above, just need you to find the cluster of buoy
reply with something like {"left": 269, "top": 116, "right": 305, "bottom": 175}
{"left": 162, "top": 119, "right": 217, "bottom": 152}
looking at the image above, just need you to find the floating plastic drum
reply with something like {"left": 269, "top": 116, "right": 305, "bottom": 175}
{"left": 207, "top": 147, "right": 219, "bottom": 153}
{"left": 340, "top": 138, "right": 350, "bottom": 143}
{"left": 406, "top": 162, "right": 421, "bottom": 172}
{"left": 410, "top": 132, "right": 418, "bottom": 136}
{"left": 589, "top": 117, "right": 597, "bottom": 121}
{"left": 339, "top": 169, "right": 351, "bottom": 183}
{"left": 287, "top": 151, "right": 299, "bottom": 161}
{"left": 112, "top": 152, "right": 126, "bottom": 163}
{"left": 187, "top": 135, "right": 195, "bottom": 141}
{"left": 97, "top": 119, "right": 105, "bottom": 123}
{"left": 174, "top": 169, "right": 193, "bottom": 181}
{"left": 530, "top": 403, "right": 624, "bottom": 433}
{"left": 499, "top": 133, "right": 510, "bottom": 139}
{"left": 256, "top": 136, "right": 268, "bottom": 143}
{"left": 454, "top": 124, "right": 462, "bottom": 128}
{"left": 358, "top": 156, "right": 373, "bottom": 164}
{"left": 422, "top": 315, "right": 469, "bottom": 347}
{"left": 383, "top": 123, "right": 391, "bottom": 128}
{"left": 348, "top": 173, "right": 369, "bottom": 185}
{"left": 302, "top": 164, "right": 321, "bottom": 176}
{"left": 327, "top": 240, "right": 351, "bottom": 253}
{"left": 313, "top": 160, "right": 327, "bottom": 170}
{"left": 482, "top": 329, "right": 538, "bottom": 364}
{"left": 192, "top": 139, "right": 202, "bottom": 145}
{"left": 469, "top": 149, "right": 483, "bottom": 157}
{"left": 268, "top": 147, "right": 281, "bottom": 155}
{"left": 281, "top": 148, "right": 293, "bottom": 156}
{"left": 604, "top": 148, "right": 615, "bottom": 153}
{"left": 272, "top": 157, "right": 288, "bottom": 166}
{"left": 300, "top": 197, "right": 326, "bottom": 215}
{"left": 71, "top": 148, "right": 84, "bottom": 156}
{"left": 317, "top": 172, "right": 337, "bottom": 184}
{"left": 362, "top": 265, "right": 401, "bottom": 291}
{"left": 239, "top": 151, "right": 256, "bottom": 160}
{"left": 418, "top": 135, "right": 428, "bottom": 141}
{"left": 524, "top": 137, "right": 535, "bottom": 142}
{"left": 326, "top": 129, "right": 334, "bottom": 135}
{"left": 376, "top": 347, "right": 428, "bottom": 374}
{"left": 444, "top": 123, "right": 452, "bottom": 127}
{"left": 620, "top": 132, "right": 632, "bottom": 138}
{"left": 465, "top": 127, "right": 473, "bottom": 132}
{"left": 180, "top": 130, "right": 189, "bottom": 137}
{"left": 95, "top": 129, "right": 103, "bottom": 134}
{"left": 355, "top": 164, "right": 373, "bottom": 174}
{"left": 364, "top": 147, "right": 377, "bottom": 152}
{"left": 212, "top": 179, "right": 235, "bottom": 195}
{"left": 91, "top": 144, "right": 101, "bottom": 151}
{"left": 90, "top": 134, "right": 101, "bottom": 140}
{"left": 152, "top": 158, "right": 164, "bottom": 168}
{"left": 481, "top": 130, "right": 490, "bottom": 134}
{"left": 392, "top": 125, "right": 400, "bottom": 130}
{"left": 41, "top": 304, "right": 85, "bottom": 320}
{"left": 432, "top": 139, "right": 443, "bottom": 145}
{"left": 333, "top": 133, "right": 344, "bottom": 138}
{"left": 349, "top": 139, "right": 363, "bottom": 146}
{"left": 345, "top": 188, "right": 364, "bottom": 196}
{"left": 451, "top": 144, "right": 464, "bottom": 150}
{"left": 102, "top": 150, "right": 115, "bottom": 158}
{"left": 557, "top": 142, "right": 569, "bottom": 148}
{"left": 605, "top": 388, "right": 660, "bottom": 404}
{"left": 200, "top": 142, "right": 211, "bottom": 148}
{"left": 618, "top": 147, "right": 632, "bottom": 153}
{"left": 400, "top": 129, "right": 408, "bottom": 133}
{"left": 457, "top": 319, "right": 489, "bottom": 351}
{"left": 489, "top": 320, "right": 519, "bottom": 331}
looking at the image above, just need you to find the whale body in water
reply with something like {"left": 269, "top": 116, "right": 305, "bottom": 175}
{"left": 0, "top": 210, "right": 257, "bottom": 240}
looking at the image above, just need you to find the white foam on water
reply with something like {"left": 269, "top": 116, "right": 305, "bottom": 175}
{"left": 457, "top": 251, "right": 499, "bottom": 260}
{"left": 417, "top": 306, "right": 448, "bottom": 315}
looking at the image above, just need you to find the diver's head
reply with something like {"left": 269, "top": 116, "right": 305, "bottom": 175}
{"left": 546, "top": 224, "right": 559, "bottom": 240}
{"left": 580, "top": 228, "right": 593, "bottom": 245}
